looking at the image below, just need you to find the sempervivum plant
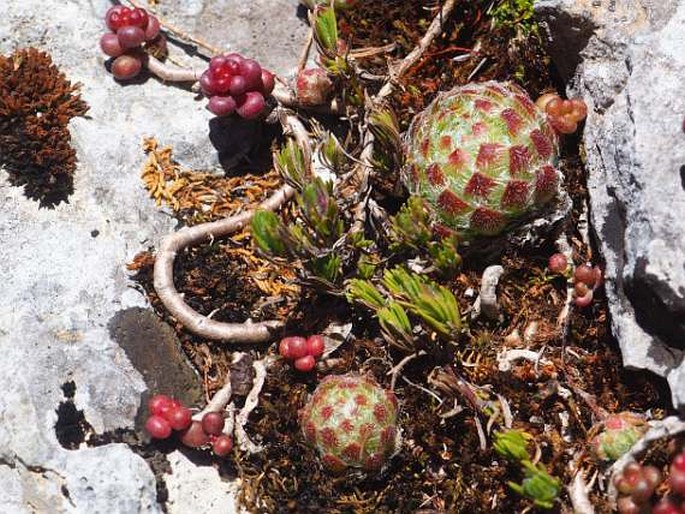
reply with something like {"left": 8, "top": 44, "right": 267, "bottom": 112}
{"left": 401, "top": 81, "right": 561, "bottom": 238}
{"left": 590, "top": 412, "right": 649, "bottom": 462}
{"left": 300, "top": 374, "right": 400, "bottom": 474}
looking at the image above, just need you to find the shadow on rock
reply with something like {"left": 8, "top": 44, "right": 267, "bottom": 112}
{"left": 208, "top": 115, "right": 280, "bottom": 176}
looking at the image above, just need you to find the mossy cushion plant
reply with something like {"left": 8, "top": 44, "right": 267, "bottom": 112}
{"left": 401, "top": 81, "right": 563, "bottom": 239}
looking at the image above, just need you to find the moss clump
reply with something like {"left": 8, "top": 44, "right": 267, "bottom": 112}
{"left": 0, "top": 48, "right": 89, "bottom": 207}
{"left": 491, "top": 0, "right": 537, "bottom": 34}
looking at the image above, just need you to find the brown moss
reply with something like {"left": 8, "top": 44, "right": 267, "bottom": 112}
{"left": 0, "top": 48, "right": 88, "bottom": 207}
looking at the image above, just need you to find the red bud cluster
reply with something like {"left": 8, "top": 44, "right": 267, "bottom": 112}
{"left": 573, "top": 263, "right": 603, "bottom": 308}
{"left": 144, "top": 394, "right": 233, "bottom": 457}
{"left": 100, "top": 6, "right": 165, "bottom": 81}
{"left": 278, "top": 335, "right": 325, "bottom": 372}
{"left": 200, "top": 54, "right": 275, "bottom": 119}
{"left": 536, "top": 93, "right": 587, "bottom": 134}
{"left": 614, "top": 450, "right": 685, "bottom": 513}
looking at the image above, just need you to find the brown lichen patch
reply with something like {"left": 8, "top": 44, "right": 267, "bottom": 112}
{"left": 0, "top": 48, "right": 88, "bottom": 207}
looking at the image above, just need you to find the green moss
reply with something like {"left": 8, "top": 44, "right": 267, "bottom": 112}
{"left": 491, "top": 0, "right": 537, "bottom": 34}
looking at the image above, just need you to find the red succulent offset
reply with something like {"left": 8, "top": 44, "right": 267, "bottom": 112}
{"left": 202, "top": 53, "right": 273, "bottom": 119}
{"left": 296, "top": 67, "right": 334, "bottom": 106}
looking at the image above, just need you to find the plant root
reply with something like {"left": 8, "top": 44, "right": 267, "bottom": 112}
{"left": 153, "top": 113, "right": 311, "bottom": 342}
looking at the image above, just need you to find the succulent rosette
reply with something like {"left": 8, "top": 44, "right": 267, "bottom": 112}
{"left": 591, "top": 412, "right": 648, "bottom": 462}
{"left": 300, "top": 374, "right": 401, "bottom": 473}
{"left": 401, "top": 81, "right": 562, "bottom": 238}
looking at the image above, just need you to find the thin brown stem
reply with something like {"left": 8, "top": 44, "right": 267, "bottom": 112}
{"left": 145, "top": 55, "right": 200, "bottom": 82}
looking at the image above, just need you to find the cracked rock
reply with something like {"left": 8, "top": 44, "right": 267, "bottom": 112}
{"left": 535, "top": 0, "right": 685, "bottom": 409}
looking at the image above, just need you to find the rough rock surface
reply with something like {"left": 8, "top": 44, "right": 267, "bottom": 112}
{"left": 0, "top": 0, "right": 306, "bottom": 511}
{"left": 535, "top": 0, "right": 685, "bottom": 408}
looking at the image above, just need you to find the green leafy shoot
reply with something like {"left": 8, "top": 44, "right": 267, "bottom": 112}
{"left": 377, "top": 302, "right": 415, "bottom": 353}
{"left": 297, "top": 178, "right": 344, "bottom": 247}
{"left": 369, "top": 107, "right": 401, "bottom": 149}
{"left": 389, "top": 198, "right": 462, "bottom": 277}
{"left": 508, "top": 461, "right": 561, "bottom": 510}
{"left": 251, "top": 210, "right": 288, "bottom": 257}
{"left": 382, "top": 267, "right": 461, "bottom": 338}
{"left": 389, "top": 197, "right": 433, "bottom": 251}
{"left": 319, "top": 132, "right": 347, "bottom": 173}
{"left": 346, "top": 278, "right": 386, "bottom": 311}
{"left": 493, "top": 429, "right": 533, "bottom": 462}
{"left": 309, "top": 5, "right": 338, "bottom": 56}
{"left": 428, "top": 236, "right": 462, "bottom": 277}
{"left": 275, "top": 139, "right": 308, "bottom": 189}
{"left": 368, "top": 107, "right": 401, "bottom": 172}
{"left": 355, "top": 253, "right": 377, "bottom": 280}
{"left": 310, "top": 253, "right": 342, "bottom": 285}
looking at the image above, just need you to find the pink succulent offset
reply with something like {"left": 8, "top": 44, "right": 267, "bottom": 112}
{"left": 401, "top": 81, "right": 561, "bottom": 238}
{"left": 590, "top": 412, "right": 649, "bottom": 462}
{"left": 295, "top": 68, "right": 334, "bottom": 106}
{"left": 300, "top": 374, "right": 401, "bottom": 474}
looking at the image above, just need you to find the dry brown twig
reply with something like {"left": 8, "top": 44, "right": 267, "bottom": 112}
{"left": 127, "top": 0, "right": 223, "bottom": 56}
{"left": 151, "top": 1, "right": 458, "bottom": 342}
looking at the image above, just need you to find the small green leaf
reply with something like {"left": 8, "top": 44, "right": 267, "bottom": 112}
{"left": 346, "top": 279, "right": 386, "bottom": 311}
{"left": 508, "top": 461, "right": 560, "bottom": 510}
{"left": 310, "top": 253, "right": 341, "bottom": 283}
{"left": 493, "top": 430, "right": 533, "bottom": 462}
{"left": 251, "top": 210, "right": 287, "bottom": 256}
{"left": 298, "top": 178, "right": 344, "bottom": 246}
{"left": 378, "top": 302, "right": 416, "bottom": 353}
{"left": 310, "top": 6, "right": 338, "bottom": 54}
{"left": 389, "top": 197, "right": 433, "bottom": 251}
{"left": 320, "top": 132, "right": 347, "bottom": 172}
{"left": 369, "top": 107, "right": 401, "bottom": 149}
{"left": 275, "top": 139, "right": 308, "bottom": 189}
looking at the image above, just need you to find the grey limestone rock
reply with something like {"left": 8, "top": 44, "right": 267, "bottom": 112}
{"left": 0, "top": 0, "right": 306, "bottom": 511}
{"left": 535, "top": 0, "right": 685, "bottom": 408}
